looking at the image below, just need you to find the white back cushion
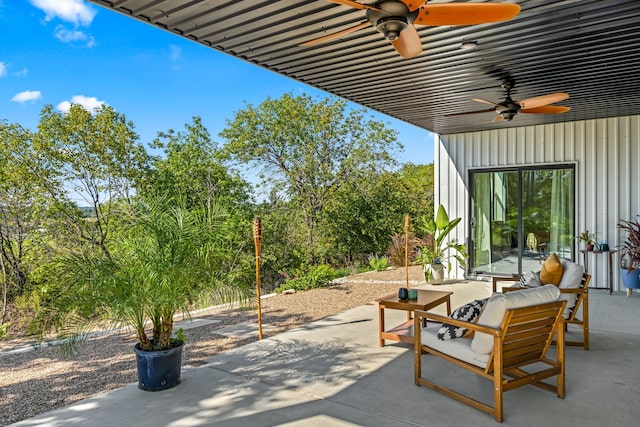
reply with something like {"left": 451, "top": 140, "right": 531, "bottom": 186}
{"left": 558, "top": 258, "right": 584, "bottom": 318}
{"left": 558, "top": 259, "right": 584, "bottom": 289}
{"left": 471, "top": 285, "right": 561, "bottom": 355}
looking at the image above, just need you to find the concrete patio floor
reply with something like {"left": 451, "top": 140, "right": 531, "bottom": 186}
{"left": 11, "top": 280, "right": 640, "bottom": 426}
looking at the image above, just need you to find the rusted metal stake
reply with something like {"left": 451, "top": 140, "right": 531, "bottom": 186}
{"left": 253, "top": 217, "right": 263, "bottom": 340}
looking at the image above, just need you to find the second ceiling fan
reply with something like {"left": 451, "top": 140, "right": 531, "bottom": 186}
{"left": 301, "top": 1, "right": 521, "bottom": 59}
{"left": 447, "top": 81, "right": 571, "bottom": 122}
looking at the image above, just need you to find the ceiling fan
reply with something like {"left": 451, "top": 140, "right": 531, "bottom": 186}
{"left": 447, "top": 81, "right": 571, "bottom": 122}
{"left": 300, "top": 1, "right": 521, "bottom": 59}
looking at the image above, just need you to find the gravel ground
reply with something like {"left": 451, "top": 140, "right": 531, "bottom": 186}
{"left": 0, "top": 266, "right": 425, "bottom": 426}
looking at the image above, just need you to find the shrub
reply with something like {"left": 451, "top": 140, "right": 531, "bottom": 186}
{"left": 387, "top": 233, "right": 422, "bottom": 267}
{"left": 335, "top": 267, "right": 358, "bottom": 277}
{"left": 369, "top": 256, "right": 389, "bottom": 271}
{"left": 276, "top": 264, "right": 339, "bottom": 292}
{"left": 0, "top": 322, "right": 10, "bottom": 340}
{"left": 12, "top": 289, "right": 53, "bottom": 337}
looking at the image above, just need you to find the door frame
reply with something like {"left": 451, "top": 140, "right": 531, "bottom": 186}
{"left": 467, "top": 163, "right": 576, "bottom": 278}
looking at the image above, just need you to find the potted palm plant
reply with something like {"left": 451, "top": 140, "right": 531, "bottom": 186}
{"left": 617, "top": 215, "right": 640, "bottom": 294}
{"left": 57, "top": 195, "right": 251, "bottom": 391}
{"left": 415, "top": 204, "right": 468, "bottom": 285}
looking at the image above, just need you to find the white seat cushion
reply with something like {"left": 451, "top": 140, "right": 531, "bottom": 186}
{"left": 471, "top": 285, "right": 561, "bottom": 355}
{"left": 420, "top": 323, "right": 485, "bottom": 368}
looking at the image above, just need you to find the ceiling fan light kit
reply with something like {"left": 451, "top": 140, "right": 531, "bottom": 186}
{"left": 368, "top": 1, "right": 413, "bottom": 41}
{"left": 375, "top": 16, "right": 409, "bottom": 41}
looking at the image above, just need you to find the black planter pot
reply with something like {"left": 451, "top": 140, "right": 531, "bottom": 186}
{"left": 134, "top": 341, "right": 184, "bottom": 391}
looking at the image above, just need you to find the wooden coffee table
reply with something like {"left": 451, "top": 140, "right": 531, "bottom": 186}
{"left": 376, "top": 289, "right": 452, "bottom": 347}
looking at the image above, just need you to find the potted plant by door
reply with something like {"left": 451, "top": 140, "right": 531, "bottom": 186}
{"left": 415, "top": 204, "right": 468, "bottom": 285}
{"left": 617, "top": 215, "right": 640, "bottom": 295}
{"left": 576, "top": 230, "right": 598, "bottom": 251}
{"left": 57, "top": 195, "right": 251, "bottom": 391}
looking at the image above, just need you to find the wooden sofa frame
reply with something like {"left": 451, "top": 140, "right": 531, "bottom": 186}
{"left": 493, "top": 273, "right": 591, "bottom": 349}
{"left": 414, "top": 300, "right": 567, "bottom": 423}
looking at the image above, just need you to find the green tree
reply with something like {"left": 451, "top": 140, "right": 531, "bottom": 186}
{"left": 324, "top": 171, "right": 409, "bottom": 264}
{"left": 0, "top": 121, "right": 47, "bottom": 322}
{"left": 252, "top": 199, "right": 307, "bottom": 289}
{"left": 398, "top": 163, "right": 434, "bottom": 222}
{"left": 34, "top": 104, "right": 149, "bottom": 257}
{"left": 143, "top": 116, "right": 251, "bottom": 209}
{"left": 220, "top": 93, "right": 402, "bottom": 264}
{"left": 322, "top": 163, "right": 433, "bottom": 265}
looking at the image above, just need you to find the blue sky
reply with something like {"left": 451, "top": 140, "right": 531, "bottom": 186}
{"left": 1, "top": 0, "right": 434, "bottom": 166}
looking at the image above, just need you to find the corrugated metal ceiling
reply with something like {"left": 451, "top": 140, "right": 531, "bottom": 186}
{"left": 87, "top": 0, "right": 640, "bottom": 135}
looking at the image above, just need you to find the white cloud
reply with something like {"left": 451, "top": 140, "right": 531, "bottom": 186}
{"left": 54, "top": 25, "right": 95, "bottom": 46}
{"left": 169, "top": 44, "right": 182, "bottom": 62}
{"left": 1, "top": 63, "right": 29, "bottom": 77}
{"left": 12, "top": 90, "right": 42, "bottom": 103}
{"left": 55, "top": 26, "right": 85, "bottom": 42}
{"left": 57, "top": 95, "right": 106, "bottom": 114}
{"left": 30, "top": 0, "right": 96, "bottom": 27}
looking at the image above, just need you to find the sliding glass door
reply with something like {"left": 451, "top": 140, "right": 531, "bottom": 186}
{"left": 469, "top": 165, "right": 575, "bottom": 276}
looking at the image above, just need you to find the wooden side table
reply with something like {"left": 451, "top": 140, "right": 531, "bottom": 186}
{"left": 580, "top": 249, "right": 616, "bottom": 295}
{"left": 376, "top": 290, "right": 452, "bottom": 347}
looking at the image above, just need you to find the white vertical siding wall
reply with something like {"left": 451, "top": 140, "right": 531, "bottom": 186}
{"left": 436, "top": 115, "right": 640, "bottom": 292}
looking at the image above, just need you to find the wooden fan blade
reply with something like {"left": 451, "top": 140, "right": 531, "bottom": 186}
{"left": 472, "top": 98, "right": 501, "bottom": 107}
{"left": 415, "top": 3, "right": 521, "bottom": 26}
{"left": 517, "top": 92, "right": 569, "bottom": 109}
{"left": 445, "top": 108, "right": 495, "bottom": 117}
{"left": 325, "top": 0, "right": 381, "bottom": 12}
{"left": 521, "top": 106, "right": 571, "bottom": 114}
{"left": 391, "top": 25, "right": 422, "bottom": 59}
{"left": 300, "top": 21, "right": 371, "bottom": 46}
{"left": 492, "top": 114, "right": 505, "bottom": 123}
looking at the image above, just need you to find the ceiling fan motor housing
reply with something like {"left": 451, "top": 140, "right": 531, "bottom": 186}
{"left": 495, "top": 98, "right": 521, "bottom": 121}
{"left": 367, "top": 1, "right": 416, "bottom": 41}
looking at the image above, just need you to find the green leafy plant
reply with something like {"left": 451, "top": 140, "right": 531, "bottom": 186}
{"left": 617, "top": 216, "right": 640, "bottom": 272}
{"left": 0, "top": 321, "right": 10, "bottom": 340}
{"left": 575, "top": 230, "right": 598, "bottom": 246}
{"left": 56, "top": 195, "right": 251, "bottom": 352}
{"left": 368, "top": 256, "right": 389, "bottom": 272}
{"left": 415, "top": 204, "right": 468, "bottom": 281}
{"left": 276, "top": 264, "right": 339, "bottom": 292}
